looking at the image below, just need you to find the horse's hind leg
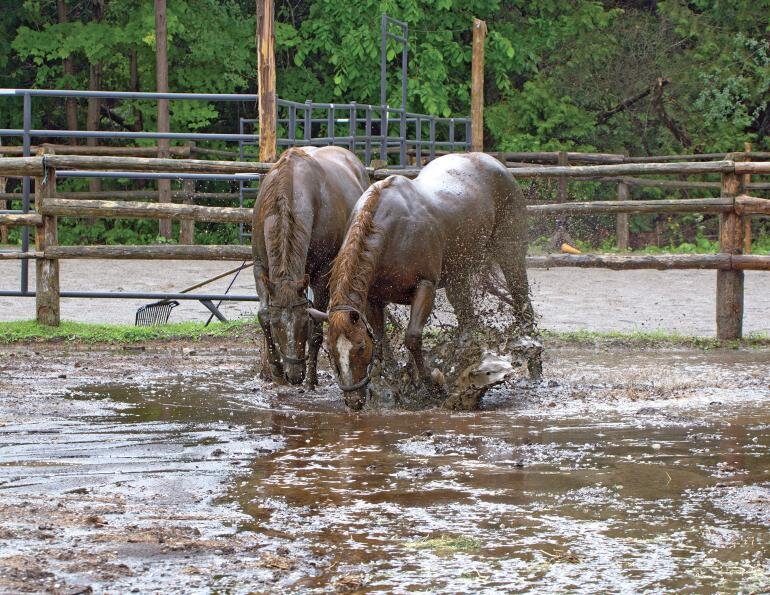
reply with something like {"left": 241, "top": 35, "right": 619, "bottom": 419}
{"left": 306, "top": 283, "right": 328, "bottom": 388}
{"left": 492, "top": 216, "right": 543, "bottom": 379}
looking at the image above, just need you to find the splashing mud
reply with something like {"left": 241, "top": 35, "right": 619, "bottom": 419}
{"left": 0, "top": 342, "right": 768, "bottom": 593}
{"left": 368, "top": 270, "right": 544, "bottom": 410}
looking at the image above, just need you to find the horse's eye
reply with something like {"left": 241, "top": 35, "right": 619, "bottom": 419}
{"left": 357, "top": 345, "right": 365, "bottom": 356}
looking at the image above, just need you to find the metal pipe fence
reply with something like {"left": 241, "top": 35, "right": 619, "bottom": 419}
{"left": 0, "top": 87, "right": 471, "bottom": 302}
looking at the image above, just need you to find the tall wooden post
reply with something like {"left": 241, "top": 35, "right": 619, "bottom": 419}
{"left": 742, "top": 142, "right": 752, "bottom": 254}
{"left": 616, "top": 181, "right": 629, "bottom": 250}
{"left": 257, "top": 0, "right": 277, "bottom": 162}
{"left": 470, "top": 18, "right": 487, "bottom": 153}
{"left": 716, "top": 163, "right": 744, "bottom": 340}
{"left": 155, "top": 0, "right": 172, "bottom": 238}
{"left": 35, "top": 148, "right": 60, "bottom": 326}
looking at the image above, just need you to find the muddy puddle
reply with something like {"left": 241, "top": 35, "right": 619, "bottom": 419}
{"left": 0, "top": 344, "right": 768, "bottom": 593}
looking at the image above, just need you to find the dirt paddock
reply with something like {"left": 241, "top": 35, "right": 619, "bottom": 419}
{"left": 0, "top": 336, "right": 768, "bottom": 593}
{"left": 1, "top": 261, "right": 769, "bottom": 592}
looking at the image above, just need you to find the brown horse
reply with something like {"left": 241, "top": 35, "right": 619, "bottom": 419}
{"left": 253, "top": 146, "right": 368, "bottom": 386}
{"left": 309, "top": 152, "right": 540, "bottom": 409}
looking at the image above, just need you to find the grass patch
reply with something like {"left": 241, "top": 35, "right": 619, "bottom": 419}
{"left": 405, "top": 535, "right": 482, "bottom": 552}
{"left": 0, "top": 318, "right": 259, "bottom": 344}
{"left": 541, "top": 329, "right": 770, "bottom": 349}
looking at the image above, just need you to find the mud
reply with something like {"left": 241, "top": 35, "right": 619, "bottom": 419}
{"left": 1, "top": 341, "right": 768, "bottom": 593}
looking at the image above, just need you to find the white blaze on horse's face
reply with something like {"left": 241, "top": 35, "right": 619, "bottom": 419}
{"left": 336, "top": 334, "right": 354, "bottom": 385}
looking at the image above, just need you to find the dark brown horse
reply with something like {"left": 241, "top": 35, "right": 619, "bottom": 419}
{"left": 253, "top": 146, "right": 368, "bottom": 386}
{"left": 310, "top": 152, "right": 540, "bottom": 409}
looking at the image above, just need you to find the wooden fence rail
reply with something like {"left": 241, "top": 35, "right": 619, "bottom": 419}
{"left": 0, "top": 154, "right": 766, "bottom": 340}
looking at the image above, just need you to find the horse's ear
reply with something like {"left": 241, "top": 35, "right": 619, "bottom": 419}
{"left": 348, "top": 310, "right": 360, "bottom": 325}
{"left": 307, "top": 308, "right": 329, "bottom": 323}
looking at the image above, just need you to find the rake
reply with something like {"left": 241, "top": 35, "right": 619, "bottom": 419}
{"left": 134, "top": 261, "right": 254, "bottom": 326}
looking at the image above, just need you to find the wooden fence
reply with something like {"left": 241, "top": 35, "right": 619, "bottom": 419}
{"left": 0, "top": 152, "right": 769, "bottom": 340}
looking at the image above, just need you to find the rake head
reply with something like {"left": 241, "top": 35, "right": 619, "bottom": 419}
{"left": 135, "top": 300, "right": 180, "bottom": 326}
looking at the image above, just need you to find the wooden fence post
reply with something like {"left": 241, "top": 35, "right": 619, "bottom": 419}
{"left": 616, "top": 180, "right": 629, "bottom": 250}
{"left": 35, "top": 148, "right": 60, "bottom": 326}
{"left": 742, "top": 142, "right": 752, "bottom": 254}
{"left": 179, "top": 141, "right": 195, "bottom": 244}
{"left": 550, "top": 150, "right": 574, "bottom": 249}
{"left": 0, "top": 166, "right": 7, "bottom": 245}
{"left": 470, "top": 18, "right": 487, "bottom": 152}
{"left": 180, "top": 178, "right": 195, "bottom": 245}
{"left": 716, "top": 162, "right": 744, "bottom": 340}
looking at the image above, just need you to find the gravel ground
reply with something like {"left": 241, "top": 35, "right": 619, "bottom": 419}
{"left": 0, "top": 259, "right": 768, "bottom": 335}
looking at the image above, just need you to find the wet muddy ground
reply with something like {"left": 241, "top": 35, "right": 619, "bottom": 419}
{"left": 1, "top": 340, "right": 768, "bottom": 593}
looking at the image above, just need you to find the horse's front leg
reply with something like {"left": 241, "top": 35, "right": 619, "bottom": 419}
{"left": 404, "top": 280, "right": 437, "bottom": 385}
{"left": 305, "top": 283, "right": 328, "bottom": 389}
{"left": 255, "top": 268, "right": 284, "bottom": 382}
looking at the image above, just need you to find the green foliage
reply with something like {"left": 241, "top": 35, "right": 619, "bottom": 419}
{"left": 1, "top": 1, "right": 769, "bottom": 247}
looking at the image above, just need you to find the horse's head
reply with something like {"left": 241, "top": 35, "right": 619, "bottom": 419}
{"left": 324, "top": 305, "right": 375, "bottom": 410}
{"left": 264, "top": 274, "right": 311, "bottom": 384}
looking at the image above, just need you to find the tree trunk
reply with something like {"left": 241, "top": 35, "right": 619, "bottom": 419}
{"left": 86, "top": 0, "right": 105, "bottom": 203}
{"left": 155, "top": 0, "right": 172, "bottom": 238}
{"left": 58, "top": 0, "right": 78, "bottom": 139}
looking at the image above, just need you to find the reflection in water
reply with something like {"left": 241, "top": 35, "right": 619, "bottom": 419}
{"left": 228, "top": 405, "right": 769, "bottom": 593}
{"left": 59, "top": 355, "right": 770, "bottom": 594}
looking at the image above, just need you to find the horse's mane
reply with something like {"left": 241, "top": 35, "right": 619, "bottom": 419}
{"left": 329, "top": 178, "right": 392, "bottom": 333}
{"left": 257, "top": 148, "right": 312, "bottom": 302}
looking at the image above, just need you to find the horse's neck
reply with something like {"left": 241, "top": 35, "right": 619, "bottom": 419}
{"left": 333, "top": 230, "right": 384, "bottom": 312}
{"left": 266, "top": 162, "right": 314, "bottom": 281}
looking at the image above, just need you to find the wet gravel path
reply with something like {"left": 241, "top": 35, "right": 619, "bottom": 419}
{"left": 1, "top": 260, "right": 768, "bottom": 335}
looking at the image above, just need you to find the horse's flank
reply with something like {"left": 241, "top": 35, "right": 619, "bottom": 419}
{"left": 257, "top": 148, "right": 313, "bottom": 302}
{"left": 328, "top": 178, "right": 392, "bottom": 333}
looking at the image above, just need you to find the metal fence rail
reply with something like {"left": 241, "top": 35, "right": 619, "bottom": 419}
{"left": 1, "top": 87, "right": 471, "bottom": 295}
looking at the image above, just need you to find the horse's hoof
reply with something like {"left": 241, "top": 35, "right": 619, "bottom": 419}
{"left": 528, "top": 358, "right": 543, "bottom": 380}
{"left": 344, "top": 392, "right": 366, "bottom": 411}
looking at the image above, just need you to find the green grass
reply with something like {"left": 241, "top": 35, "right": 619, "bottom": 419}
{"left": 0, "top": 318, "right": 259, "bottom": 344}
{"left": 541, "top": 329, "right": 770, "bottom": 349}
{"left": 0, "top": 319, "right": 767, "bottom": 349}
{"left": 405, "top": 535, "right": 482, "bottom": 552}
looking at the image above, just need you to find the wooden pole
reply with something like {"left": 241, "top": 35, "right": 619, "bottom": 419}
{"left": 742, "top": 142, "right": 752, "bottom": 254}
{"left": 180, "top": 142, "right": 196, "bottom": 244}
{"left": 549, "top": 151, "right": 574, "bottom": 248}
{"left": 155, "top": 0, "right": 172, "bottom": 238}
{"left": 257, "top": 0, "right": 277, "bottom": 162}
{"left": 716, "top": 165, "right": 744, "bottom": 340}
{"left": 35, "top": 148, "right": 60, "bottom": 326}
{"left": 616, "top": 181, "right": 629, "bottom": 250}
{"left": 470, "top": 18, "right": 487, "bottom": 152}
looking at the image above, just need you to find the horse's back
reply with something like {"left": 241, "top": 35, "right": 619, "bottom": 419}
{"left": 305, "top": 146, "right": 369, "bottom": 204}
{"left": 414, "top": 152, "right": 519, "bottom": 211}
